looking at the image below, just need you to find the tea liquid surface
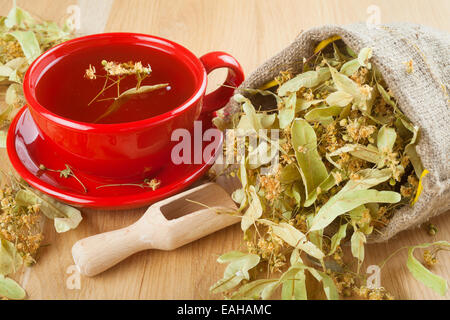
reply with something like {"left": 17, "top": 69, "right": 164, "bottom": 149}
{"left": 36, "top": 44, "right": 197, "bottom": 124}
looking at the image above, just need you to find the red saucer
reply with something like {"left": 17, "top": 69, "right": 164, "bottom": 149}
{"left": 7, "top": 106, "right": 223, "bottom": 209}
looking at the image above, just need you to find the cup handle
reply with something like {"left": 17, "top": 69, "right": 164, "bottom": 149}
{"left": 199, "top": 51, "right": 245, "bottom": 115}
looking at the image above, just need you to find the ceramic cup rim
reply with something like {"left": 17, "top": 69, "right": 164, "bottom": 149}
{"left": 23, "top": 32, "right": 208, "bottom": 133}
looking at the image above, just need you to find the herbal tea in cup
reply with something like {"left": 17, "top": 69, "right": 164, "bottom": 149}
{"left": 35, "top": 43, "right": 197, "bottom": 124}
{"left": 23, "top": 33, "right": 244, "bottom": 179}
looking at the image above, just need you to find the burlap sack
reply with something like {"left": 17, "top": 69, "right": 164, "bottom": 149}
{"left": 221, "top": 23, "right": 450, "bottom": 242}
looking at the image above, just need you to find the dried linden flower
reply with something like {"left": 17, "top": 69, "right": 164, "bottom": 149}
{"left": 403, "top": 59, "right": 414, "bottom": 74}
{"left": 85, "top": 64, "right": 96, "bottom": 80}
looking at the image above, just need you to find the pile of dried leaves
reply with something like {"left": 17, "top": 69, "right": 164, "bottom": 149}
{"left": 0, "top": 175, "right": 82, "bottom": 300}
{"left": 211, "top": 40, "right": 449, "bottom": 299}
{"left": 0, "top": 3, "right": 78, "bottom": 299}
{"left": 0, "top": 2, "right": 73, "bottom": 131}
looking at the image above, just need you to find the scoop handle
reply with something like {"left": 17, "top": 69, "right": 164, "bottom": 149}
{"left": 72, "top": 218, "right": 155, "bottom": 277}
{"left": 72, "top": 182, "right": 238, "bottom": 277}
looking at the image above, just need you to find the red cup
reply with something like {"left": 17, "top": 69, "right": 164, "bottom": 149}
{"left": 23, "top": 33, "right": 244, "bottom": 180}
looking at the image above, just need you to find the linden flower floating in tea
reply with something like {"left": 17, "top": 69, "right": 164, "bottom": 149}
{"left": 211, "top": 41, "right": 449, "bottom": 300}
{"left": 84, "top": 60, "right": 169, "bottom": 123}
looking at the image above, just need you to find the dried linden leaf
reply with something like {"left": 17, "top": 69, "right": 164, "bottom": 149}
{"left": 231, "top": 188, "right": 246, "bottom": 209}
{"left": 278, "top": 68, "right": 330, "bottom": 97}
{"left": 230, "top": 279, "right": 278, "bottom": 300}
{"left": 288, "top": 182, "right": 302, "bottom": 205}
{"left": 241, "top": 186, "right": 262, "bottom": 231}
{"left": 0, "top": 275, "right": 26, "bottom": 300}
{"left": 377, "top": 83, "right": 396, "bottom": 108}
{"left": 94, "top": 84, "right": 168, "bottom": 123}
{"left": 329, "top": 65, "right": 369, "bottom": 112}
{"left": 9, "top": 30, "right": 41, "bottom": 63}
{"left": 311, "top": 190, "right": 400, "bottom": 231}
{"left": 327, "top": 144, "right": 380, "bottom": 168}
{"left": 0, "top": 64, "right": 13, "bottom": 77}
{"left": 304, "top": 105, "right": 342, "bottom": 126}
{"left": 5, "top": 83, "right": 22, "bottom": 105}
{"left": 4, "top": 5, "right": 35, "bottom": 29}
{"left": 8, "top": 69, "right": 21, "bottom": 83}
{"left": 329, "top": 66, "right": 361, "bottom": 101}
{"left": 346, "top": 45, "right": 357, "bottom": 58}
{"left": 348, "top": 144, "right": 380, "bottom": 164}
{"left": 279, "top": 163, "right": 301, "bottom": 184}
{"left": 278, "top": 71, "right": 319, "bottom": 96}
{"left": 289, "top": 248, "right": 302, "bottom": 265}
{"left": 348, "top": 205, "right": 366, "bottom": 221}
{"left": 5, "top": 57, "right": 28, "bottom": 71}
{"left": 291, "top": 119, "right": 328, "bottom": 195}
{"left": 351, "top": 230, "right": 366, "bottom": 263}
{"left": 259, "top": 113, "right": 277, "bottom": 129}
{"left": 217, "top": 251, "right": 249, "bottom": 263}
{"left": 235, "top": 94, "right": 262, "bottom": 131}
{"left": 340, "top": 59, "right": 360, "bottom": 76}
{"left": 377, "top": 125, "right": 397, "bottom": 152}
{"left": 308, "top": 268, "right": 340, "bottom": 300}
{"left": 325, "top": 91, "right": 354, "bottom": 107}
{"left": 0, "top": 239, "right": 23, "bottom": 276}
{"left": 259, "top": 219, "right": 324, "bottom": 260}
{"left": 278, "top": 93, "right": 296, "bottom": 129}
{"left": 406, "top": 241, "right": 449, "bottom": 296}
{"left": 248, "top": 138, "right": 277, "bottom": 169}
{"left": 239, "top": 160, "right": 248, "bottom": 188}
{"left": 304, "top": 170, "right": 339, "bottom": 207}
{"left": 329, "top": 223, "right": 348, "bottom": 256}
{"left": 339, "top": 168, "right": 392, "bottom": 193}
{"left": 210, "top": 251, "right": 260, "bottom": 294}
{"left": 310, "top": 177, "right": 400, "bottom": 232}
{"left": 296, "top": 99, "right": 324, "bottom": 112}
{"left": 306, "top": 214, "right": 323, "bottom": 251}
{"left": 401, "top": 119, "right": 423, "bottom": 178}
{"left": 280, "top": 265, "right": 307, "bottom": 300}
{"left": 15, "top": 189, "right": 82, "bottom": 233}
{"left": 358, "top": 47, "right": 373, "bottom": 69}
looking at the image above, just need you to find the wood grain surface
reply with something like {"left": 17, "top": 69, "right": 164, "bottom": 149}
{"left": 0, "top": 0, "right": 449, "bottom": 300}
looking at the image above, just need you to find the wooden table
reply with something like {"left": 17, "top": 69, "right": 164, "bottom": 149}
{"left": 1, "top": 0, "right": 449, "bottom": 300}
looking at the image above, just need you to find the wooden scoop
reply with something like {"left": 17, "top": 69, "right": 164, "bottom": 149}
{"left": 72, "top": 182, "right": 239, "bottom": 277}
